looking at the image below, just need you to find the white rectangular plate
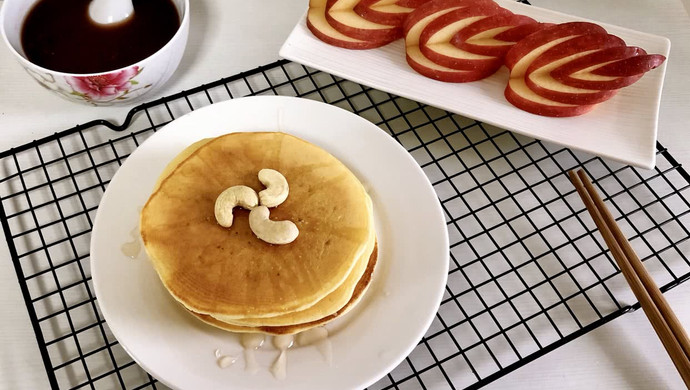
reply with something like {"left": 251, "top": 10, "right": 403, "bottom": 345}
{"left": 279, "top": 0, "right": 671, "bottom": 169}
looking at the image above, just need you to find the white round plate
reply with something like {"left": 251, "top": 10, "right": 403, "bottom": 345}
{"left": 91, "top": 95, "right": 449, "bottom": 390}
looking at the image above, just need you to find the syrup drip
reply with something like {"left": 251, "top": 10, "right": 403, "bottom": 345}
{"left": 214, "top": 349, "right": 237, "bottom": 369}
{"left": 214, "top": 327, "right": 333, "bottom": 378}
{"left": 270, "top": 334, "right": 294, "bottom": 380}
{"left": 240, "top": 333, "right": 265, "bottom": 374}
{"left": 296, "top": 327, "right": 332, "bottom": 366}
{"left": 121, "top": 226, "right": 141, "bottom": 259}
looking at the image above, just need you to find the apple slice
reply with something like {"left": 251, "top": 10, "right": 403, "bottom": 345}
{"left": 551, "top": 47, "right": 665, "bottom": 89}
{"left": 406, "top": 44, "right": 497, "bottom": 82}
{"left": 354, "top": 0, "right": 419, "bottom": 26}
{"left": 505, "top": 77, "right": 596, "bottom": 117}
{"left": 494, "top": 21, "right": 553, "bottom": 43}
{"left": 523, "top": 33, "right": 625, "bottom": 105}
{"left": 326, "top": 0, "right": 401, "bottom": 42}
{"left": 450, "top": 13, "right": 543, "bottom": 58}
{"left": 403, "top": 0, "right": 503, "bottom": 81}
{"left": 418, "top": 6, "right": 508, "bottom": 71}
{"left": 403, "top": 0, "right": 498, "bottom": 36}
{"left": 525, "top": 33, "right": 625, "bottom": 73}
{"left": 504, "top": 22, "right": 608, "bottom": 74}
{"left": 590, "top": 51, "right": 665, "bottom": 77}
{"left": 519, "top": 30, "right": 664, "bottom": 105}
{"left": 504, "top": 22, "right": 666, "bottom": 116}
{"left": 503, "top": 23, "right": 608, "bottom": 116}
{"left": 307, "top": 0, "right": 389, "bottom": 49}
{"left": 403, "top": 1, "right": 496, "bottom": 81}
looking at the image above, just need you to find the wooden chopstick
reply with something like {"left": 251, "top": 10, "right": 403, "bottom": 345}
{"left": 568, "top": 169, "right": 690, "bottom": 388}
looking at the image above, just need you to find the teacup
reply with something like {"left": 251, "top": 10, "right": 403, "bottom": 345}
{"left": 0, "top": 0, "right": 189, "bottom": 106}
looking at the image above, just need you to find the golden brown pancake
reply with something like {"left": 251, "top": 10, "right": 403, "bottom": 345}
{"left": 213, "top": 229, "right": 375, "bottom": 326}
{"left": 152, "top": 138, "right": 214, "bottom": 192}
{"left": 191, "top": 244, "right": 378, "bottom": 335}
{"left": 141, "top": 132, "right": 375, "bottom": 319}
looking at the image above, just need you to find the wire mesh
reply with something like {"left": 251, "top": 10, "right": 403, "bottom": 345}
{"left": 1, "top": 60, "right": 690, "bottom": 390}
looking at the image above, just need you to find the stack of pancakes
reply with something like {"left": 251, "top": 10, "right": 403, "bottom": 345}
{"left": 140, "top": 132, "right": 377, "bottom": 335}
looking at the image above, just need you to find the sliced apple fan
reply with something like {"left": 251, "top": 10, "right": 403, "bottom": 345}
{"left": 306, "top": 0, "right": 665, "bottom": 117}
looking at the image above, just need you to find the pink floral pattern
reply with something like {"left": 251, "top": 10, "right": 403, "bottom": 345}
{"left": 66, "top": 66, "right": 143, "bottom": 101}
{"left": 24, "top": 62, "right": 154, "bottom": 106}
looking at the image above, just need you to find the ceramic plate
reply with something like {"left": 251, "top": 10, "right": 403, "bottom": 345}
{"left": 279, "top": 0, "right": 670, "bottom": 169}
{"left": 91, "top": 96, "right": 449, "bottom": 390}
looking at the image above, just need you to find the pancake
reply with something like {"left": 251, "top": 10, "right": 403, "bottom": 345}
{"left": 141, "top": 132, "right": 375, "bottom": 319}
{"left": 191, "top": 243, "right": 378, "bottom": 335}
{"left": 147, "top": 134, "right": 376, "bottom": 329}
{"left": 212, "top": 228, "right": 375, "bottom": 326}
{"left": 152, "top": 138, "right": 214, "bottom": 192}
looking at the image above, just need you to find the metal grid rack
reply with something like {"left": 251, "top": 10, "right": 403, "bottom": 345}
{"left": 1, "top": 59, "right": 690, "bottom": 390}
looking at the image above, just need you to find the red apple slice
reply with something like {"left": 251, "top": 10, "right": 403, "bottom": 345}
{"left": 505, "top": 77, "right": 596, "bottom": 117}
{"left": 403, "top": 0, "right": 498, "bottom": 36}
{"left": 504, "top": 22, "right": 665, "bottom": 116}
{"left": 418, "top": 6, "right": 508, "bottom": 71}
{"left": 404, "top": 0, "right": 499, "bottom": 81}
{"left": 326, "top": 0, "right": 401, "bottom": 42}
{"left": 525, "top": 33, "right": 625, "bottom": 74}
{"left": 354, "top": 0, "right": 418, "bottom": 26}
{"left": 450, "top": 13, "right": 542, "bottom": 58}
{"left": 307, "top": 0, "right": 389, "bottom": 49}
{"left": 404, "top": 1, "right": 463, "bottom": 45}
{"left": 504, "top": 22, "right": 608, "bottom": 74}
{"left": 406, "top": 45, "right": 497, "bottom": 82}
{"left": 591, "top": 51, "right": 665, "bottom": 77}
{"left": 523, "top": 33, "right": 624, "bottom": 105}
{"left": 526, "top": 76, "right": 618, "bottom": 105}
{"left": 494, "top": 21, "right": 554, "bottom": 42}
{"left": 503, "top": 22, "right": 608, "bottom": 116}
{"left": 550, "top": 47, "right": 664, "bottom": 90}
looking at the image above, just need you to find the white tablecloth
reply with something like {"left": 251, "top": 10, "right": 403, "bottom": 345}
{"left": 1, "top": 0, "right": 689, "bottom": 389}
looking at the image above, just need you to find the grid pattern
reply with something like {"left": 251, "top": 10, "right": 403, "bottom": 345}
{"left": 2, "top": 59, "right": 690, "bottom": 390}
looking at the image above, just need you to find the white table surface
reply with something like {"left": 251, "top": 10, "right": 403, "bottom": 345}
{"left": 1, "top": 0, "right": 689, "bottom": 389}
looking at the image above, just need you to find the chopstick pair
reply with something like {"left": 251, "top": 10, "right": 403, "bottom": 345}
{"left": 568, "top": 169, "right": 690, "bottom": 388}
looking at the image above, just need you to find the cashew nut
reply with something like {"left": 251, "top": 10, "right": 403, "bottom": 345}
{"left": 214, "top": 185, "right": 259, "bottom": 227}
{"left": 258, "top": 169, "right": 289, "bottom": 207}
{"left": 248, "top": 206, "right": 299, "bottom": 245}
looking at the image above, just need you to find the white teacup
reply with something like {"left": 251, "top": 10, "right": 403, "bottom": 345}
{"left": 0, "top": 0, "right": 189, "bottom": 106}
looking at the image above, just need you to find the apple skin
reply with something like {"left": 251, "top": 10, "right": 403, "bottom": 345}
{"left": 326, "top": 0, "right": 402, "bottom": 42}
{"left": 397, "top": 0, "right": 432, "bottom": 7}
{"left": 307, "top": 0, "right": 391, "bottom": 49}
{"left": 503, "top": 22, "right": 610, "bottom": 116}
{"left": 403, "top": 0, "right": 501, "bottom": 36}
{"left": 450, "top": 13, "right": 541, "bottom": 57}
{"left": 525, "top": 33, "right": 625, "bottom": 74}
{"left": 354, "top": 0, "right": 418, "bottom": 26}
{"left": 403, "top": 0, "right": 503, "bottom": 81}
{"left": 418, "top": 6, "right": 509, "bottom": 71}
{"left": 494, "top": 21, "right": 554, "bottom": 42}
{"left": 505, "top": 78, "right": 596, "bottom": 117}
{"left": 550, "top": 47, "right": 665, "bottom": 90}
{"left": 592, "top": 52, "right": 666, "bottom": 77}
{"left": 523, "top": 33, "right": 625, "bottom": 105}
{"left": 504, "top": 22, "right": 608, "bottom": 73}
{"left": 503, "top": 22, "right": 666, "bottom": 116}
{"left": 406, "top": 45, "right": 498, "bottom": 82}
{"left": 524, "top": 78, "right": 618, "bottom": 105}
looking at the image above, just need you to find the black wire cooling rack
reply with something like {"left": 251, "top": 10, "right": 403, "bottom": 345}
{"left": 2, "top": 59, "right": 690, "bottom": 390}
